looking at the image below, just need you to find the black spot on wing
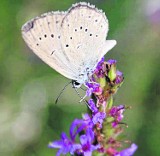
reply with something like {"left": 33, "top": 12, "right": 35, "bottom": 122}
{"left": 77, "top": 44, "right": 81, "bottom": 49}
{"left": 51, "top": 50, "right": 55, "bottom": 55}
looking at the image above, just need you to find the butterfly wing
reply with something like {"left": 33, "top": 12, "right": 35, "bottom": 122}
{"left": 61, "top": 2, "right": 116, "bottom": 80}
{"left": 22, "top": 2, "right": 116, "bottom": 83}
{"left": 21, "top": 12, "right": 77, "bottom": 80}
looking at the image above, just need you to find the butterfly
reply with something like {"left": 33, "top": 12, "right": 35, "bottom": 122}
{"left": 21, "top": 2, "right": 116, "bottom": 88}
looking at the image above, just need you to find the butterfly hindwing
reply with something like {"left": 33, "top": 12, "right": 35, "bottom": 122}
{"left": 22, "top": 12, "right": 77, "bottom": 80}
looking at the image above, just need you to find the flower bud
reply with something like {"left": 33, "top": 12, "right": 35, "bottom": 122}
{"left": 108, "top": 60, "right": 117, "bottom": 81}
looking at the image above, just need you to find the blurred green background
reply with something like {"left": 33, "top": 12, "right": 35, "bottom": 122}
{"left": 0, "top": 0, "right": 159, "bottom": 155}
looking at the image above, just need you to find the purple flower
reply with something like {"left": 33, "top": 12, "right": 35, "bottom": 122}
{"left": 49, "top": 57, "right": 137, "bottom": 156}
{"left": 110, "top": 106, "right": 118, "bottom": 116}
{"left": 110, "top": 105, "right": 124, "bottom": 118}
{"left": 106, "top": 147, "right": 118, "bottom": 155}
{"left": 73, "top": 129, "right": 100, "bottom": 156}
{"left": 70, "top": 118, "right": 88, "bottom": 141}
{"left": 108, "top": 59, "right": 117, "bottom": 65}
{"left": 116, "top": 144, "right": 138, "bottom": 156}
{"left": 111, "top": 121, "right": 118, "bottom": 128}
{"left": 97, "top": 57, "right": 105, "bottom": 66}
{"left": 82, "top": 113, "right": 92, "bottom": 124}
{"left": 88, "top": 99, "right": 98, "bottom": 113}
{"left": 110, "top": 105, "right": 125, "bottom": 127}
{"left": 92, "top": 112, "right": 106, "bottom": 128}
{"left": 86, "top": 82, "right": 102, "bottom": 96}
{"left": 96, "top": 57, "right": 105, "bottom": 71}
{"left": 115, "top": 70, "right": 123, "bottom": 84}
{"left": 48, "top": 132, "right": 73, "bottom": 156}
{"left": 94, "top": 57, "right": 105, "bottom": 77}
{"left": 70, "top": 114, "right": 94, "bottom": 141}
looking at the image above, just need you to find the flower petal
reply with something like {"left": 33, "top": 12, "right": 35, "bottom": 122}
{"left": 88, "top": 99, "right": 98, "bottom": 113}
{"left": 118, "top": 144, "right": 138, "bottom": 156}
{"left": 70, "top": 119, "right": 85, "bottom": 140}
{"left": 80, "top": 135, "right": 88, "bottom": 145}
{"left": 48, "top": 141, "right": 63, "bottom": 148}
{"left": 70, "top": 144, "right": 82, "bottom": 155}
{"left": 84, "top": 151, "right": 92, "bottom": 156}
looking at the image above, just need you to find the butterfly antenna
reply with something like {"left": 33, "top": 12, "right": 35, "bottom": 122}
{"left": 80, "top": 87, "right": 86, "bottom": 91}
{"left": 55, "top": 81, "right": 72, "bottom": 104}
{"left": 74, "top": 88, "right": 89, "bottom": 106}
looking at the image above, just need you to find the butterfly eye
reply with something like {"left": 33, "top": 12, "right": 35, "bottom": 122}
{"left": 72, "top": 80, "right": 81, "bottom": 88}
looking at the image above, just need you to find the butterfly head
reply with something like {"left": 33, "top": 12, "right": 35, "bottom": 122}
{"left": 72, "top": 80, "right": 82, "bottom": 88}
{"left": 72, "top": 67, "right": 93, "bottom": 88}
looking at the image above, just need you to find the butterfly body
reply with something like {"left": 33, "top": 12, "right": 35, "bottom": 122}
{"left": 22, "top": 2, "right": 116, "bottom": 87}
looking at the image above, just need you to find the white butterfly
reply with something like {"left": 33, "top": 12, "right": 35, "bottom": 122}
{"left": 21, "top": 2, "right": 116, "bottom": 87}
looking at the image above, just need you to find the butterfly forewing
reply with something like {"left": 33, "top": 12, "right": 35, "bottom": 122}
{"left": 22, "top": 12, "right": 77, "bottom": 80}
{"left": 61, "top": 3, "right": 109, "bottom": 75}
